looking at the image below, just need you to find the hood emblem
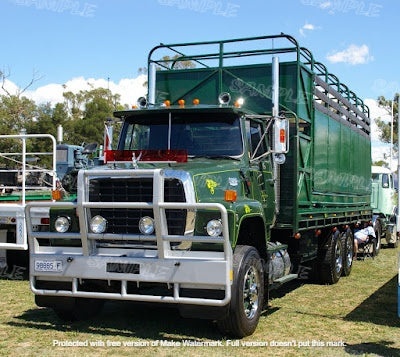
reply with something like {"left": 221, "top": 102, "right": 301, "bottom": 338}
{"left": 229, "top": 177, "right": 239, "bottom": 186}
{"left": 206, "top": 179, "right": 218, "bottom": 195}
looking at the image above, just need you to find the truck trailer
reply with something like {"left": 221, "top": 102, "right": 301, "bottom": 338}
{"left": 25, "top": 34, "right": 372, "bottom": 337}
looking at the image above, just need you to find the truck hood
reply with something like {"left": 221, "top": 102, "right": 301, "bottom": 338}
{"left": 110, "top": 159, "right": 245, "bottom": 203}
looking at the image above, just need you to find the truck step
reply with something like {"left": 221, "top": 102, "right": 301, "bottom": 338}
{"left": 272, "top": 274, "right": 298, "bottom": 284}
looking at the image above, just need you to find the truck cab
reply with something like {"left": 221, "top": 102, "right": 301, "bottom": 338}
{"left": 371, "top": 166, "right": 399, "bottom": 248}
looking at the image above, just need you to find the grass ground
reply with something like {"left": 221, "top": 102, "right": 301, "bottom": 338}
{"left": 0, "top": 245, "right": 399, "bottom": 357}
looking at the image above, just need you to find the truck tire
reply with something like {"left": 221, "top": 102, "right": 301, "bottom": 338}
{"left": 217, "top": 245, "right": 264, "bottom": 338}
{"left": 374, "top": 221, "right": 381, "bottom": 256}
{"left": 320, "top": 231, "right": 343, "bottom": 284}
{"left": 341, "top": 229, "right": 353, "bottom": 277}
{"left": 53, "top": 297, "right": 104, "bottom": 322}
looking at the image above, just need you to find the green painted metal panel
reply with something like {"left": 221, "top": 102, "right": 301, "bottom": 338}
{"left": 156, "top": 63, "right": 298, "bottom": 114}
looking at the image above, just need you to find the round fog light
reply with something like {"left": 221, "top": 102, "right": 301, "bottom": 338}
{"left": 90, "top": 215, "right": 107, "bottom": 234}
{"left": 55, "top": 216, "right": 70, "bottom": 233}
{"left": 206, "top": 219, "right": 223, "bottom": 237}
{"left": 139, "top": 216, "right": 155, "bottom": 235}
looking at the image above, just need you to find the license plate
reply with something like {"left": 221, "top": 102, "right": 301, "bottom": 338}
{"left": 34, "top": 260, "right": 63, "bottom": 272}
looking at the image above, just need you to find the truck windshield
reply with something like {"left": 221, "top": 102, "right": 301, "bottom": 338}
{"left": 119, "top": 113, "right": 243, "bottom": 157}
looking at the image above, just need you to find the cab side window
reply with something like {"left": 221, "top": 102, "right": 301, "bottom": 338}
{"left": 246, "top": 120, "right": 267, "bottom": 158}
{"left": 382, "top": 174, "right": 389, "bottom": 188}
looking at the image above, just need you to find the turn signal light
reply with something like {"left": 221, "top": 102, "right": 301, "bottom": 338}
{"left": 52, "top": 190, "right": 62, "bottom": 201}
{"left": 224, "top": 190, "right": 237, "bottom": 202}
{"left": 294, "top": 232, "right": 301, "bottom": 239}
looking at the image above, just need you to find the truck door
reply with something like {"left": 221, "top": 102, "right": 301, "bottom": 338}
{"left": 246, "top": 118, "right": 275, "bottom": 226}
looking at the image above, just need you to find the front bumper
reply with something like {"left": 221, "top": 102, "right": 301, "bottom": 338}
{"left": 26, "top": 168, "right": 232, "bottom": 306}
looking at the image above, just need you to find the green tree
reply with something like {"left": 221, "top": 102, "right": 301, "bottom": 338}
{"left": 63, "top": 88, "right": 122, "bottom": 146}
{"left": 375, "top": 94, "right": 399, "bottom": 149}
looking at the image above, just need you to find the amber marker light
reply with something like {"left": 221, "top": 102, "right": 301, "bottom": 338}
{"left": 224, "top": 190, "right": 237, "bottom": 202}
{"left": 164, "top": 100, "right": 171, "bottom": 107}
{"left": 234, "top": 98, "right": 244, "bottom": 108}
{"left": 192, "top": 98, "right": 200, "bottom": 105}
{"left": 294, "top": 232, "right": 301, "bottom": 239}
{"left": 131, "top": 105, "right": 138, "bottom": 109}
{"left": 52, "top": 190, "right": 62, "bottom": 201}
{"left": 178, "top": 99, "right": 185, "bottom": 107}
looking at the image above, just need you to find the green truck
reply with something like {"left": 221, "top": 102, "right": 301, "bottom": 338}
{"left": 25, "top": 34, "right": 372, "bottom": 337}
{"left": 371, "top": 166, "right": 399, "bottom": 249}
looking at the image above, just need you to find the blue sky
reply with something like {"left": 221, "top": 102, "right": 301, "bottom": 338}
{"left": 1, "top": 0, "right": 397, "bottom": 100}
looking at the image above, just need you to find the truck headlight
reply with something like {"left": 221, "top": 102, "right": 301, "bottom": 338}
{"left": 139, "top": 216, "right": 155, "bottom": 235}
{"left": 206, "top": 219, "right": 223, "bottom": 237}
{"left": 55, "top": 216, "right": 70, "bottom": 233}
{"left": 90, "top": 215, "right": 107, "bottom": 234}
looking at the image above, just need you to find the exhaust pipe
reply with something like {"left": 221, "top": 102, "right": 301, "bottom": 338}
{"left": 57, "top": 125, "right": 63, "bottom": 144}
{"left": 272, "top": 56, "right": 279, "bottom": 118}
{"left": 272, "top": 56, "right": 280, "bottom": 216}
{"left": 148, "top": 62, "right": 156, "bottom": 105}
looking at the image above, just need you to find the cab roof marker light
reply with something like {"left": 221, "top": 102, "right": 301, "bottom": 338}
{"left": 178, "top": 99, "right": 185, "bottom": 107}
{"left": 192, "top": 98, "right": 200, "bottom": 105}
{"left": 163, "top": 100, "right": 171, "bottom": 107}
{"left": 234, "top": 97, "right": 244, "bottom": 108}
{"left": 137, "top": 96, "right": 147, "bottom": 108}
{"left": 218, "top": 92, "right": 231, "bottom": 105}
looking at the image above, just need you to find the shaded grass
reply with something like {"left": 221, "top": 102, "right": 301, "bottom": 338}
{"left": 0, "top": 246, "right": 399, "bottom": 356}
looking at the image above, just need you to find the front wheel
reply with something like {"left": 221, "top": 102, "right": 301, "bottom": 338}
{"left": 217, "top": 245, "right": 264, "bottom": 338}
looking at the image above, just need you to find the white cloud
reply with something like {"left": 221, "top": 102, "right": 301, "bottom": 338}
{"left": 327, "top": 44, "right": 372, "bottom": 65}
{"left": 1, "top": 75, "right": 147, "bottom": 107}
{"left": 299, "top": 22, "right": 318, "bottom": 37}
{"left": 0, "top": 78, "right": 21, "bottom": 96}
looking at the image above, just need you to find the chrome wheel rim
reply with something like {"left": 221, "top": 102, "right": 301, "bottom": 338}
{"left": 242, "top": 265, "right": 260, "bottom": 319}
{"left": 346, "top": 236, "right": 353, "bottom": 267}
{"left": 335, "top": 240, "right": 343, "bottom": 274}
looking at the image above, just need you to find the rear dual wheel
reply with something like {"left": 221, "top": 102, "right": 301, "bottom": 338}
{"left": 341, "top": 229, "right": 353, "bottom": 277}
{"left": 320, "top": 231, "right": 343, "bottom": 284}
